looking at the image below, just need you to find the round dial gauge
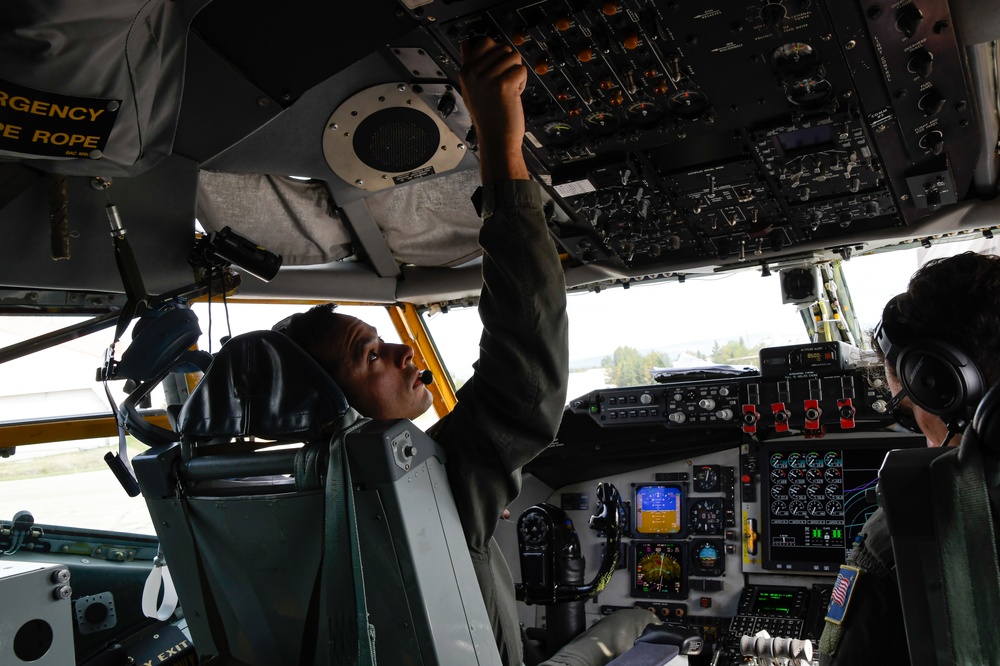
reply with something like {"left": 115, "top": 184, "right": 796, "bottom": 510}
{"left": 806, "top": 484, "right": 824, "bottom": 499}
{"left": 689, "top": 498, "right": 724, "bottom": 534}
{"left": 770, "top": 468, "right": 787, "bottom": 484}
{"left": 770, "top": 453, "right": 786, "bottom": 469}
{"left": 771, "top": 500, "right": 789, "bottom": 515}
{"left": 824, "top": 467, "right": 843, "bottom": 483}
{"left": 786, "top": 452, "right": 803, "bottom": 468}
{"left": 826, "top": 484, "right": 842, "bottom": 498}
{"left": 667, "top": 90, "right": 709, "bottom": 119}
{"left": 693, "top": 465, "right": 720, "bottom": 492}
{"left": 633, "top": 542, "right": 685, "bottom": 598}
{"left": 771, "top": 42, "right": 819, "bottom": 77}
{"left": 584, "top": 111, "right": 620, "bottom": 135}
{"left": 626, "top": 101, "right": 664, "bottom": 126}
{"left": 806, "top": 468, "right": 824, "bottom": 483}
{"left": 788, "top": 468, "right": 806, "bottom": 483}
{"left": 805, "top": 452, "right": 821, "bottom": 467}
{"left": 807, "top": 500, "right": 825, "bottom": 516}
{"left": 541, "top": 121, "right": 579, "bottom": 147}
{"left": 826, "top": 500, "right": 844, "bottom": 516}
{"left": 691, "top": 540, "right": 725, "bottom": 576}
{"left": 789, "top": 500, "right": 807, "bottom": 517}
{"left": 824, "top": 452, "right": 842, "bottom": 467}
{"left": 770, "top": 484, "right": 788, "bottom": 499}
{"left": 788, "top": 484, "right": 807, "bottom": 499}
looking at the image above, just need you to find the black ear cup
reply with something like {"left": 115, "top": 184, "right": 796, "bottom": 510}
{"left": 896, "top": 339, "right": 986, "bottom": 422}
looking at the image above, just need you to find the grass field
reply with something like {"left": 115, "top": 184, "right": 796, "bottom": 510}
{"left": 0, "top": 441, "right": 146, "bottom": 482}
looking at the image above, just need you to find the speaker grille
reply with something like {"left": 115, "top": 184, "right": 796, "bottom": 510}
{"left": 353, "top": 107, "right": 440, "bottom": 173}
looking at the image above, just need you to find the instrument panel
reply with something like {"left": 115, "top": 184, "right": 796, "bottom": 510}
{"left": 422, "top": 0, "right": 981, "bottom": 272}
{"left": 512, "top": 342, "right": 927, "bottom": 663}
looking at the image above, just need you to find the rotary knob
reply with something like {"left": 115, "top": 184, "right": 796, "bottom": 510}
{"left": 907, "top": 48, "right": 934, "bottom": 78}
{"left": 895, "top": 3, "right": 924, "bottom": 38}
{"left": 640, "top": 393, "right": 653, "bottom": 405}
{"left": 668, "top": 412, "right": 687, "bottom": 424}
{"left": 698, "top": 398, "right": 716, "bottom": 411}
{"left": 918, "top": 87, "right": 946, "bottom": 117}
{"left": 919, "top": 130, "right": 945, "bottom": 155}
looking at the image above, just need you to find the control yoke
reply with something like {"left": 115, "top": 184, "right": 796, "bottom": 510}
{"left": 515, "top": 482, "right": 625, "bottom": 606}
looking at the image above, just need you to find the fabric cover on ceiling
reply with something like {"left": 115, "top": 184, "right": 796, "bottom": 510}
{"left": 0, "top": 0, "right": 210, "bottom": 176}
{"left": 364, "top": 168, "right": 484, "bottom": 268}
{"left": 197, "top": 171, "right": 353, "bottom": 265}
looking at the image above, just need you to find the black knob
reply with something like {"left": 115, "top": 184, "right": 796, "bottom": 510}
{"left": 84, "top": 602, "right": 109, "bottom": 624}
{"left": 760, "top": 3, "right": 787, "bottom": 31}
{"left": 919, "top": 130, "right": 945, "bottom": 155}
{"left": 437, "top": 94, "right": 456, "bottom": 118}
{"left": 907, "top": 48, "right": 934, "bottom": 78}
{"left": 918, "top": 87, "right": 946, "bottom": 116}
{"left": 926, "top": 189, "right": 942, "bottom": 207}
{"left": 895, "top": 3, "right": 923, "bottom": 38}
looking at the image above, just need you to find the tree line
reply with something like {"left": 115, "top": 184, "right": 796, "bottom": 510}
{"left": 599, "top": 337, "right": 768, "bottom": 387}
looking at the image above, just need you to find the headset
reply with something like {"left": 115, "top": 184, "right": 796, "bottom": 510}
{"left": 873, "top": 296, "right": 986, "bottom": 438}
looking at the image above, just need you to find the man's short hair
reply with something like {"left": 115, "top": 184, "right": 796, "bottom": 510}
{"left": 874, "top": 251, "right": 1000, "bottom": 385}
{"left": 273, "top": 303, "right": 341, "bottom": 376}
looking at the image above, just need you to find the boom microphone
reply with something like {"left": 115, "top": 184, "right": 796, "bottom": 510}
{"left": 419, "top": 369, "right": 434, "bottom": 385}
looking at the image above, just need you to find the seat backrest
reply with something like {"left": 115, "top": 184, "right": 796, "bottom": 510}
{"left": 134, "top": 330, "right": 501, "bottom": 666}
{"left": 880, "top": 384, "right": 1000, "bottom": 666}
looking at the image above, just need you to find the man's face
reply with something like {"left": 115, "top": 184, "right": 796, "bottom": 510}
{"left": 885, "top": 363, "right": 956, "bottom": 447}
{"left": 322, "top": 314, "right": 434, "bottom": 420}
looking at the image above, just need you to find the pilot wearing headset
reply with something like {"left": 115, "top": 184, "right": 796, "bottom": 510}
{"left": 278, "top": 37, "right": 657, "bottom": 666}
{"left": 819, "top": 251, "right": 1000, "bottom": 664}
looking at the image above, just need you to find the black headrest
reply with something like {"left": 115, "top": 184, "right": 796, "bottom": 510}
{"left": 971, "top": 384, "right": 1000, "bottom": 459}
{"left": 177, "top": 330, "right": 350, "bottom": 441}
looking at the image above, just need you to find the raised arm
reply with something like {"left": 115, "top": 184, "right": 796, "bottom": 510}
{"left": 430, "top": 38, "right": 569, "bottom": 552}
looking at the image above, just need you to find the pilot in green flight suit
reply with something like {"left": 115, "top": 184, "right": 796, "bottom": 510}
{"left": 280, "top": 36, "right": 656, "bottom": 666}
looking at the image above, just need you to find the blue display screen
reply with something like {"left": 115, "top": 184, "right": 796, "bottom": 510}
{"left": 635, "top": 485, "right": 682, "bottom": 534}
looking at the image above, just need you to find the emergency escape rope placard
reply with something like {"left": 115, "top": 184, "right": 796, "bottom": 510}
{"left": 0, "top": 78, "right": 121, "bottom": 159}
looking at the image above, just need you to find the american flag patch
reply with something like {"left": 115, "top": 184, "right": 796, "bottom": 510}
{"left": 825, "top": 565, "right": 861, "bottom": 625}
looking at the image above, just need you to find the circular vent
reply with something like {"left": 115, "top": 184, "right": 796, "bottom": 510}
{"left": 353, "top": 107, "right": 440, "bottom": 173}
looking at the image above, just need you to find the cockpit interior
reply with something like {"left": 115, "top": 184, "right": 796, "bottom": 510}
{"left": 2, "top": 0, "right": 1000, "bottom": 664}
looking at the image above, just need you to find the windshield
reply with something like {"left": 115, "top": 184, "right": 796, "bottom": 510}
{"left": 2, "top": 238, "right": 996, "bottom": 536}
{"left": 425, "top": 239, "right": 997, "bottom": 399}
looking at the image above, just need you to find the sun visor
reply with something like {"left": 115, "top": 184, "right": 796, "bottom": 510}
{"left": 0, "top": 0, "right": 211, "bottom": 177}
{"left": 197, "top": 172, "right": 353, "bottom": 266}
{"left": 364, "top": 168, "right": 484, "bottom": 268}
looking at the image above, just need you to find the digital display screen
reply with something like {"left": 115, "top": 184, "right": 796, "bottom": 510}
{"left": 762, "top": 435, "right": 924, "bottom": 572}
{"left": 633, "top": 541, "right": 687, "bottom": 599}
{"left": 752, "top": 589, "right": 799, "bottom": 616}
{"left": 635, "top": 484, "right": 682, "bottom": 535}
{"left": 774, "top": 124, "right": 835, "bottom": 153}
